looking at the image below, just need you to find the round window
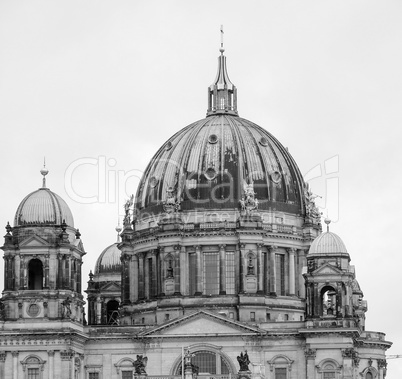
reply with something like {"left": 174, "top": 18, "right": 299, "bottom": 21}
{"left": 208, "top": 134, "right": 218, "bottom": 144}
{"left": 204, "top": 167, "right": 217, "bottom": 181}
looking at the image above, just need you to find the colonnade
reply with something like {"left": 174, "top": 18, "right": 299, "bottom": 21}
{"left": 120, "top": 244, "right": 307, "bottom": 304}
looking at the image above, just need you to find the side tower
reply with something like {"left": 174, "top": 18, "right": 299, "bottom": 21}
{"left": 302, "top": 219, "right": 391, "bottom": 378}
{"left": 0, "top": 168, "right": 86, "bottom": 379}
{"left": 86, "top": 226, "right": 122, "bottom": 325}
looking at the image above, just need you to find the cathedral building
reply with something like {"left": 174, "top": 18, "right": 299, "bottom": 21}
{"left": 0, "top": 43, "right": 391, "bottom": 379}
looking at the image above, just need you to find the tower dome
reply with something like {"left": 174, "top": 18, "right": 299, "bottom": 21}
{"left": 94, "top": 243, "right": 122, "bottom": 274}
{"left": 135, "top": 49, "right": 306, "bottom": 219}
{"left": 308, "top": 230, "right": 348, "bottom": 256}
{"left": 14, "top": 170, "right": 74, "bottom": 227}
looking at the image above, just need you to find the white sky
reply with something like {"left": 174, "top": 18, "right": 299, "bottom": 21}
{"left": 1, "top": 1, "right": 401, "bottom": 376}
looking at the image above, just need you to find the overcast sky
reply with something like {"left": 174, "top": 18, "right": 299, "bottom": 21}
{"left": 1, "top": 1, "right": 401, "bottom": 376}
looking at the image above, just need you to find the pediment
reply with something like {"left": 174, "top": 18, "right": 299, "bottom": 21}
{"left": 100, "top": 282, "right": 121, "bottom": 291}
{"left": 140, "top": 310, "right": 261, "bottom": 337}
{"left": 19, "top": 235, "right": 50, "bottom": 248}
{"left": 313, "top": 263, "right": 343, "bottom": 276}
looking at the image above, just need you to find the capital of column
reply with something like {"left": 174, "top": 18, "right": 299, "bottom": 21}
{"left": 287, "top": 248, "right": 296, "bottom": 254}
{"left": 47, "top": 350, "right": 55, "bottom": 357}
{"left": 269, "top": 245, "right": 278, "bottom": 252}
{"left": 219, "top": 244, "right": 226, "bottom": 251}
{"left": 11, "top": 351, "right": 19, "bottom": 358}
{"left": 194, "top": 245, "right": 201, "bottom": 252}
{"left": 0, "top": 352, "right": 6, "bottom": 362}
{"left": 174, "top": 244, "right": 181, "bottom": 251}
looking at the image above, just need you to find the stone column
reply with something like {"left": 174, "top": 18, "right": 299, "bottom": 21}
{"left": 0, "top": 351, "right": 6, "bottom": 379}
{"left": 15, "top": 254, "right": 20, "bottom": 290}
{"left": 180, "top": 246, "right": 187, "bottom": 295}
{"left": 195, "top": 245, "right": 202, "bottom": 295}
{"left": 48, "top": 350, "right": 55, "bottom": 378}
{"left": 174, "top": 245, "right": 181, "bottom": 295}
{"left": 298, "top": 249, "right": 307, "bottom": 298}
{"left": 4, "top": 256, "right": 9, "bottom": 290}
{"left": 158, "top": 247, "right": 165, "bottom": 296}
{"left": 313, "top": 283, "right": 320, "bottom": 317}
{"left": 138, "top": 253, "right": 145, "bottom": 299}
{"left": 70, "top": 351, "right": 75, "bottom": 379}
{"left": 144, "top": 253, "right": 150, "bottom": 299}
{"left": 288, "top": 248, "right": 296, "bottom": 296}
{"left": 219, "top": 245, "right": 226, "bottom": 295}
{"left": 269, "top": 246, "right": 277, "bottom": 295}
{"left": 239, "top": 244, "right": 246, "bottom": 293}
{"left": 12, "top": 351, "right": 18, "bottom": 379}
{"left": 96, "top": 297, "right": 102, "bottom": 324}
{"left": 130, "top": 255, "right": 138, "bottom": 302}
{"left": 151, "top": 251, "right": 158, "bottom": 298}
{"left": 305, "top": 349, "right": 316, "bottom": 379}
{"left": 257, "top": 244, "right": 264, "bottom": 293}
{"left": 43, "top": 254, "right": 49, "bottom": 289}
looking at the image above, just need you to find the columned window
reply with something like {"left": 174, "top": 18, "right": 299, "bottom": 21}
{"left": 226, "top": 252, "right": 235, "bottom": 294}
{"left": 189, "top": 253, "right": 197, "bottom": 295}
{"left": 204, "top": 253, "right": 219, "bottom": 295}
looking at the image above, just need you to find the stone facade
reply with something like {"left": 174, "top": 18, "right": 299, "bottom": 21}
{"left": 0, "top": 46, "right": 391, "bottom": 379}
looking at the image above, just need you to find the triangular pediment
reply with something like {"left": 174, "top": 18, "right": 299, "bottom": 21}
{"left": 19, "top": 234, "right": 50, "bottom": 248}
{"left": 313, "top": 263, "right": 343, "bottom": 276}
{"left": 140, "top": 310, "right": 261, "bottom": 337}
{"left": 100, "top": 282, "right": 121, "bottom": 291}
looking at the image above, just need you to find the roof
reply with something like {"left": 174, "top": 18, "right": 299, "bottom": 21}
{"left": 94, "top": 243, "right": 122, "bottom": 274}
{"left": 308, "top": 231, "right": 348, "bottom": 256}
{"left": 14, "top": 187, "right": 74, "bottom": 227}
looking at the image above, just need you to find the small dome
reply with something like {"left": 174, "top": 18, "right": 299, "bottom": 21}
{"left": 95, "top": 243, "right": 122, "bottom": 274}
{"left": 309, "top": 231, "right": 348, "bottom": 255}
{"left": 14, "top": 188, "right": 74, "bottom": 227}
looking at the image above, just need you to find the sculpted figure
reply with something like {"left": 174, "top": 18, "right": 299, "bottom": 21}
{"left": 133, "top": 354, "right": 148, "bottom": 375}
{"left": 237, "top": 350, "right": 250, "bottom": 372}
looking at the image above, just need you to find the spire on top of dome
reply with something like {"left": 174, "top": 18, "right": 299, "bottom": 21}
{"left": 206, "top": 25, "right": 238, "bottom": 117}
{"left": 40, "top": 158, "right": 49, "bottom": 188}
{"left": 324, "top": 217, "right": 331, "bottom": 232}
{"left": 115, "top": 221, "right": 122, "bottom": 242}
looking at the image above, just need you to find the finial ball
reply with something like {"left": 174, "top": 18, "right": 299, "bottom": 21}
{"left": 324, "top": 217, "right": 331, "bottom": 225}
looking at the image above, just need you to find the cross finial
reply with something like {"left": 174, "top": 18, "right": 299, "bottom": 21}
{"left": 220, "top": 25, "right": 225, "bottom": 54}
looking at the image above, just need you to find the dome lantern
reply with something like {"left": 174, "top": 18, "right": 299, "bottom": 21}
{"left": 206, "top": 27, "right": 238, "bottom": 117}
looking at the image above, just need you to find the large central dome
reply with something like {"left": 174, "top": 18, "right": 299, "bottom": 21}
{"left": 136, "top": 50, "right": 306, "bottom": 218}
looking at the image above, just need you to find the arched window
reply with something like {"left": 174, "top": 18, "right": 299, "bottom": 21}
{"left": 28, "top": 259, "right": 44, "bottom": 290}
{"left": 21, "top": 355, "right": 46, "bottom": 379}
{"left": 316, "top": 359, "right": 342, "bottom": 379}
{"left": 320, "top": 285, "right": 337, "bottom": 316}
{"left": 106, "top": 300, "right": 119, "bottom": 325}
{"left": 268, "top": 355, "right": 294, "bottom": 379}
{"left": 366, "top": 372, "right": 373, "bottom": 379}
{"left": 175, "top": 350, "right": 232, "bottom": 375}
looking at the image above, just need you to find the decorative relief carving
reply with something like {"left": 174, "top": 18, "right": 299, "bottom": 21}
{"left": 304, "top": 348, "right": 316, "bottom": 358}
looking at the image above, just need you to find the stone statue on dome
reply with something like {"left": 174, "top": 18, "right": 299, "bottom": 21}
{"left": 304, "top": 184, "right": 322, "bottom": 223}
{"left": 163, "top": 186, "right": 181, "bottom": 213}
{"left": 123, "top": 194, "right": 134, "bottom": 226}
{"left": 239, "top": 180, "right": 258, "bottom": 214}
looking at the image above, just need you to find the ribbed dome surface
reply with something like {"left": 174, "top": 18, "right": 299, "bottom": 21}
{"left": 95, "top": 243, "right": 122, "bottom": 274}
{"left": 14, "top": 188, "right": 74, "bottom": 227}
{"left": 136, "top": 114, "right": 306, "bottom": 216}
{"left": 309, "top": 231, "right": 348, "bottom": 255}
